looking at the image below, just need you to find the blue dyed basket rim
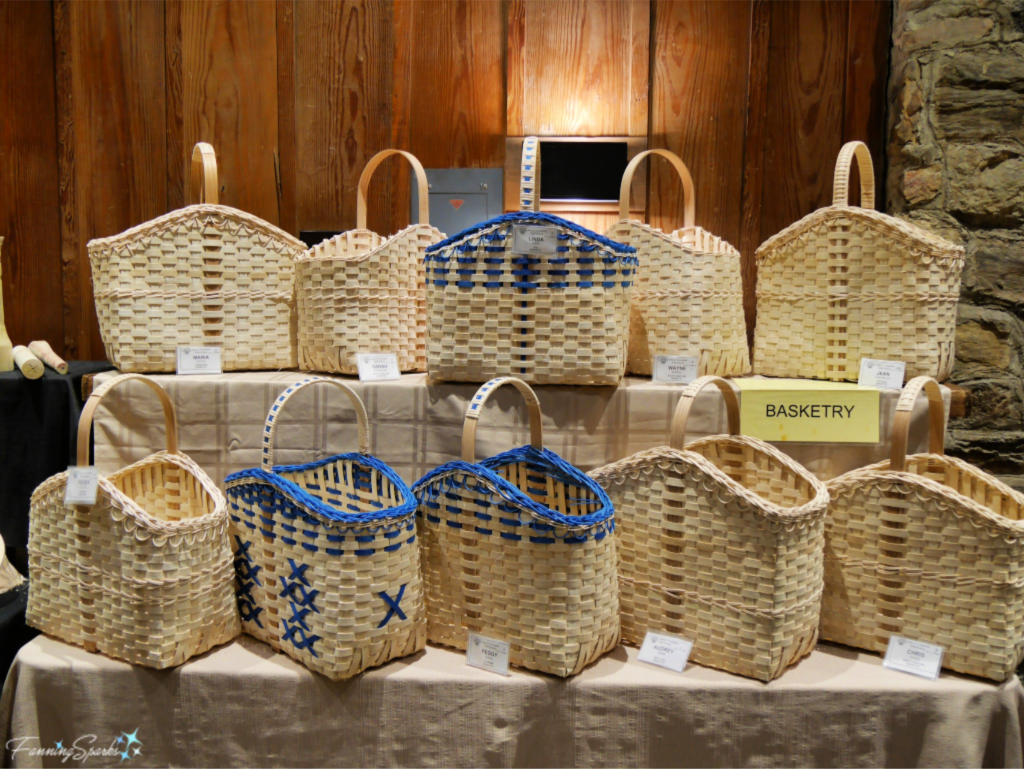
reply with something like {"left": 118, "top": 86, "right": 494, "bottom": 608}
{"left": 412, "top": 445, "right": 613, "bottom": 528}
{"left": 225, "top": 452, "right": 417, "bottom": 525}
{"left": 424, "top": 212, "right": 636, "bottom": 255}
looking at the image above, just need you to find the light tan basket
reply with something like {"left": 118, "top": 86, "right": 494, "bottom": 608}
{"left": 412, "top": 377, "right": 620, "bottom": 677}
{"left": 822, "top": 376, "right": 1024, "bottom": 681}
{"left": 607, "top": 150, "right": 750, "bottom": 378}
{"left": 224, "top": 377, "right": 425, "bottom": 680}
{"left": 296, "top": 150, "right": 443, "bottom": 374}
{"left": 89, "top": 143, "right": 305, "bottom": 372}
{"left": 424, "top": 138, "right": 636, "bottom": 385}
{"left": 26, "top": 374, "right": 239, "bottom": 668}
{"left": 753, "top": 141, "right": 964, "bottom": 382}
{"left": 590, "top": 376, "right": 830, "bottom": 681}
{"left": 0, "top": 533, "right": 24, "bottom": 595}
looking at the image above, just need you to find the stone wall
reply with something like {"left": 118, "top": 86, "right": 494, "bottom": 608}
{"left": 888, "top": 0, "right": 1024, "bottom": 490}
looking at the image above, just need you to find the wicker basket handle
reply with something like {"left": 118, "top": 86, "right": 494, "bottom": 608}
{"left": 262, "top": 377, "right": 369, "bottom": 471}
{"left": 462, "top": 377, "right": 544, "bottom": 463}
{"left": 832, "top": 141, "right": 875, "bottom": 210}
{"left": 890, "top": 376, "right": 946, "bottom": 472}
{"left": 670, "top": 376, "right": 740, "bottom": 450}
{"left": 190, "top": 142, "right": 219, "bottom": 205}
{"left": 618, "top": 149, "right": 695, "bottom": 229}
{"left": 519, "top": 137, "right": 541, "bottom": 212}
{"left": 76, "top": 374, "right": 178, "bottom": 467}
{"left": 357, "top": 150, "right": 430, "bottom": 230}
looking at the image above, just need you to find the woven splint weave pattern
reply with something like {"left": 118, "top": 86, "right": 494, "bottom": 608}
{"left": 27, "top": 374, "right": 239, "bottom": 668}
{"left": 225, "top": 377, "right": 425, "bottom": 680}
{"left": 590, "top": 377, "right": 830, "bottom": 681}
{"left": 822, "top": 377, "right": 1024, "bottom": 681}
{"left": 753, "top": 141, "right": 963, "bottom": 381}
{"left": 413, "top": 378, "right": 620, "bottom": 677}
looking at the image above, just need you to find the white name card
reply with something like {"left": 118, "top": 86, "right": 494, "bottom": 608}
{"left": 466, "top": 633, "right": 511, "bottom": 676}
{"left": 858, "top": 358, "right": 906, "bottom": 390}
{"left": 512, "top": 225, "right": 558, "bottom": 255}
{"left": 64, "top": 466, "right": 99, "bottom": 506}
{"left": 176, "top": 346, "right": 222, "bottom": 375}
{"left": 883, "top": 635, "right": 944, "bottom": 680}
{"left": 653, "top": 355, "right": 699, "bottom": 385}
{"left": 637, "top": 631, "right": 694, "bottom": 673}
{"left": 356, "top": 353, "right": 401, "bottom": 382}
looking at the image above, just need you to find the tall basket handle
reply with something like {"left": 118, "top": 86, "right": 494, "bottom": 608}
{"left": 77, "top": 374, "right": 178, "bottom": 467}
{"left": 190, "top": 142, "right": 219, "bottom": 205}
{"left": 519, "top": 137, "right": 541, "bottom": 212}
{"left": 670, "top": 376, "right": 740, "bottom": 450}
{"left": 356, "top": 149, "right": 430, "bottom": 230}
{"left": 262, "top": 377, "right": 369, "bottom": 471}
{"left": 832, "top": 141, "right": 875, "bottom": 210}
{"left": 890, "top": 376, "right": 945, "bottom": 473}
{"left": 462, "top": 377, "right": 544, "bottom": 463}
{"left": 619, "top": 149, "right": 696, "bottom": 228}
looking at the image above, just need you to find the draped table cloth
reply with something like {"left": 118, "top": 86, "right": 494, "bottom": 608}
{"left": 88, "top": 372, "right": 950, "bottom": 489}
{"left": 1, "top": 636, "right": 1021, "bottom": 768}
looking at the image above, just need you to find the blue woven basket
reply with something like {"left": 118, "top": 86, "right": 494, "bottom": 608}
{"left": 423, "top": 140, "right": 637, "bottom": 386}
{"left": 225, "top": 377, "right": 425, "bottom": 679}
{"left": 412, "top": 377, "right": 620, "bottom": 677}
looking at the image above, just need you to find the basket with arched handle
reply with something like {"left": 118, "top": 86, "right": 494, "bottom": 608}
{"left": 224, "top": 376, "right": 424, "bottom": 680}
{"left": 295, "top": 149, "right": 444, "bottom": 374}
{"left": 88, "top": 143, "right": 305, "bottom": 372}
{"left": 589, "top": 376, "right": 830, "bottom": 681}
{"left": 412, "top": 377, "right": 620, "bottom": 676}
{"left": 424, "top": 137, "right": 637, "bottom": 385}
{"left": 26, "top": 373, "right": 239, "bottom": 668}
{"left": 754, "top": 142, "right": 964, "bottom": 382}
{"left": 823, "top": 376, "right": 1024, "bottom": 681}
{"left": 607, "top": 149, "right": 750, "bottom": 377}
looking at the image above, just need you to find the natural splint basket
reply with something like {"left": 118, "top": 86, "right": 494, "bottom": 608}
{"left": 607, "top": 150, "right": 749, "bottom": 377}
{"left": 590, "top": 376, "right": 830, "bottom": 681}
{"left": 27, "top": 374, "right": 239, "bottom": 668}
{"left": 225, "top": 377, "right": 425, "bottom": 679}
{"left": 413, "top": 377, "right": 620, "bottom": 676}
{"left": 296, "top": 150, "right": 443, "bottom": 374}
{"left": 753, "top": 141, "right": 963, "bottom": 381}
{"left": 89, "top": 143, "right": 305, "bottom": 372}
{"left": 822, "top": 376, "right": 1024, "bottom": 681}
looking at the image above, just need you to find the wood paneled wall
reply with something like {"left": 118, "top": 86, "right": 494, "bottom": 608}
{"left": 0, "top": 0, "right": 890, "bottom": 361}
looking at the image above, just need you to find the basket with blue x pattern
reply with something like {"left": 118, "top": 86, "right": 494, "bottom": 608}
{"left": 225, "top": 377, "right": 425, "bottom": 679}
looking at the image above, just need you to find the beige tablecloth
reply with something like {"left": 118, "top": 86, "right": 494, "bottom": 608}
{"left": 90, "top": 372, "right": 950, "bottom": 488}
{"left": 1, "top": 636, "right": 1021, "bottom": 768}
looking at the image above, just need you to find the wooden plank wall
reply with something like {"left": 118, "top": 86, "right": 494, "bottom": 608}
{"left": 0, "top": 0, "right": 890, "bottom": 361}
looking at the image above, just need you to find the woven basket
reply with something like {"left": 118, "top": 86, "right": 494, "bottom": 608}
{"left": 822, "top": 376, "right": 1024, "bottom": 681}
{"left": 89, "top": 143, "right": 305, "bottom": 372}
{"left": 607, "top": 150, "right": 750, "bottom": 377}
{"left": 296, "top": 150, "right": 443, "bottom": 374}
{"left": 424, "top": 137, "right": 636, "bottom": 385}
{"left": 412, "top": 377, "right": 620, "bottom": 676}
{"left": 26, "top": 374, "right": 239, "bottom": 668}
{"left": 224, "top": 377, "right": 425, "bottom": 680}
{"left": 753, "top": 141, "right": 964, "bottom": 382}
{"left": 590, "top": 376, "right": 830, "bottom": 681}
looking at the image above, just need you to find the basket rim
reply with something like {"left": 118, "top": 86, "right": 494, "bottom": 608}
{"left": 412, "top": 445, "right": 614, "bottom": 530}
{"left": 424, "top": 211, "right": 636, "bottom": 255}
{"left": 754, "top": 205, "right": 964, "bottom": 263}
{"left": 610, "top": 219, "right": 740, "bottom": 257}
{"left": 225, "top": 451, "right": 417, "bottom": 527}
{"left": 828, "top": 452, "right": 1024, "bottom": 539}
{"left": 297, "top": 222, "right": 443, "bottom": 264}
{"left": 31, "top": 451, "right": 228, "bottom": 542}
{"left": 86, "top": 203, "right": 306, "bottom": 253}
{"left": 589, "top": 435, "right": 829, "bottom": 524}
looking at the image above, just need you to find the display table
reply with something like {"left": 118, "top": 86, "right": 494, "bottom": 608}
{"left": 1, "top": 636, "right": 1020, "bottom": 768}
{"left": 90, "top": 372, "right": 951, "bottom": 489}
